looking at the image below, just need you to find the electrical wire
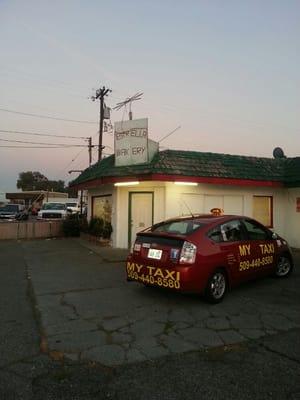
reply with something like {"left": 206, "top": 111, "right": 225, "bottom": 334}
{"left": 0, "top": 138, "right": 86, "bottom": 147}
{"left": 0, "top": 129, "right": 88, "bottom": 139}
{"left": 0, "top": 107, "right": 97, "bottom": 124}
{"left": 0, "top": 145, "right": 84, "bottom": 148}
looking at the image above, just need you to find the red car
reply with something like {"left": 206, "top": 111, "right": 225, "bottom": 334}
{"left": 126, "top": 213, "right": 293, "bottom": 302}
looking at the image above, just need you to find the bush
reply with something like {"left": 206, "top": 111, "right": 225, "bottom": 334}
{"left": 88, "top": 217, "right": 104, "bottom": 237}
{"left": 102, "top": 221, "right": 113, "bottom": 239}
{"left": 79, "top": 216, "right": 89, "bottom": 233}
{"left": 62, "top": 214, "right": 81, "bottom": 237}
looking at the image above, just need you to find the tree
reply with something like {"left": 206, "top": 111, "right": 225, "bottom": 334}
{"left": 17, "top": 171, "right": 66, "bottom": 192}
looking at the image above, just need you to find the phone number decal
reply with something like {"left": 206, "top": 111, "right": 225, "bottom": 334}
{"left": 239, "top": 256, "right": 273, "bottom": 271}
{"left": 127, "top": 271, "right": 180, "bottom": 289}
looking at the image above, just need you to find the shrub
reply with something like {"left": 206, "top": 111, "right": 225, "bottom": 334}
{"left": 102, "top": 221, "right": 113, "bottom": 239}
{"left": 62, "top": 214, "right": 80, "bottom": 237}
{"left": 88, "top": 217, "right": 104, "bottom": 237}
{"left": 79, "top": 216, "right": 89, "bottom": 233}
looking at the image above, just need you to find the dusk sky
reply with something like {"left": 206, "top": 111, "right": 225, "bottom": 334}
{"left": 0, "top": 0, "right": 299, "bottom": 197}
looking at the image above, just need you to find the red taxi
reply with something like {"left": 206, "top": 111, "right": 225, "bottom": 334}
{"left": 126, "top": 213, "right": 293, "bottom": 302}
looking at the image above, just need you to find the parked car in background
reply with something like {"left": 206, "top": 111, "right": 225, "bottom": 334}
{"left": 126, "top": 212, "right": 293, "bottom": 303}
{"left": 65, "top": 201, "right": 81, "bottom": 214}
{"left": 37, "top": 202, "right": 69, "bottom": 219}
{"left": 0, "top": 204, "right": 25, "bottom": 219}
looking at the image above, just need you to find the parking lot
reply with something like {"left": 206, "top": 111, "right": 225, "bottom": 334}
{"left": 19, "top": 238, "right": 300, "bottom": 365}
{"left": 1, "top": 238, "right": 300, "bottom": 399}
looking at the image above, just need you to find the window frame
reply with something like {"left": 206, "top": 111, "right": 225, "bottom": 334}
{"left": 252, "top": 195, "right": 273, "bottom": 228}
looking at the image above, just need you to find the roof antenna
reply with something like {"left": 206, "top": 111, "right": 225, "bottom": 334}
{"left": 181, "top": 200, "right": 194, "bottom": 218}
{"left": 113, "top": 92, "right": 143, "bottom": 120}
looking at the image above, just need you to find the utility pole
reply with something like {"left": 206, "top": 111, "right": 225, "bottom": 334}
{"left": 91, "top": 86, "right": 111, "bottom": 161}
{"left": 88, "top": 137, "right": 92, "bottom": 166}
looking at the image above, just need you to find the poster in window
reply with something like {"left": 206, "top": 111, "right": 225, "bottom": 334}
{"left": 93, "top": 196, "right": 112, "bottom": 222}
{"left": 253, "top": 196, "right": 272, "bottom": 227}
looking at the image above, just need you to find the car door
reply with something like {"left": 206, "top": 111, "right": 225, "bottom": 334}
{"left": 217, "top": 219, "right": 250, "bottom": 284}
{"left": 240, "top": 218, "right": 276, "bottom": 278}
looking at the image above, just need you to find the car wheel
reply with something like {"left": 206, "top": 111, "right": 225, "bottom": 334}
{"left": 205, "top": 269, "right": 227, "bottom": 303}
{"left": 275, "top": 255, "right": 292, "bottom": 278}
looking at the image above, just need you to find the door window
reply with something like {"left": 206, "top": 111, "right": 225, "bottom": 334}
{"left": 243, "top": 219, "right": 269, "bottom": 240}
{"left": 208, "top": 220, "right": 243, "bottom": 243}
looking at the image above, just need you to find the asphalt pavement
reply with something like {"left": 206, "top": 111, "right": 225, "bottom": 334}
{"left": 0, "top": 238, "right": 299, "bottom": 399}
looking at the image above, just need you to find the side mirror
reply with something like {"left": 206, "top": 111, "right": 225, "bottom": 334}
{"left": 67, "top": 208, "right": 72, "bottom": 213}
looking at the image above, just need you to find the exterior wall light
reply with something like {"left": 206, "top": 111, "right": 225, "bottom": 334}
{"left": 174, "top": 182, "right": 198, "bottom": 186}
{"left": 114, "top": 181, "right": 140, "bottom": 187}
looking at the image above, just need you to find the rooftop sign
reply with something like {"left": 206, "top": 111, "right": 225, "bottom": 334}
{"left": 114, "top": 118, "right": 148, "bottom": 166}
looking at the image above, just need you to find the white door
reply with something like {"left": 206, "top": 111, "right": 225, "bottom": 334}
{"left": 130, "top": 192, "right": 153, "bottom": 247}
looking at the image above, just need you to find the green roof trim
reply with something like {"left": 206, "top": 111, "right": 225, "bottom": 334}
{"left": 70, "top": 150, "right": 300, "bottom": 188}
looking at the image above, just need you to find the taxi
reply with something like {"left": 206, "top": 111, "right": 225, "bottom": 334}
{"left": 126, "top": 210, "right": 294, "bottom": 303}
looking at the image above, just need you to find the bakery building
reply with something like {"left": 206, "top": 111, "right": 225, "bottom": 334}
{"left": 70, "top": 119, "right": 300, "bottom": 249}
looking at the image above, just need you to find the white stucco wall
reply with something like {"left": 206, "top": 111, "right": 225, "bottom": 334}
{"left": 114, "top": 182, "right": 165, "bottom": 249}
{"left": 282, "top": 188, "right": 300, "bottom": 248}
{"left": 87, "top": 181, "right": 299, "bottom": 249}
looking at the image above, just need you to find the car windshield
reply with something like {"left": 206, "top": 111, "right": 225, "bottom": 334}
{"left": 42, "top": 203, "right": 66, "bottom": 210}
{"left": 66, "top": 203, "right": 77, "bottom": 207}
{"left": 151, "top": 219, "right": 206, "bottom": 235}
{"left": 1, "top": 204, "right": 19, "bottom": 212}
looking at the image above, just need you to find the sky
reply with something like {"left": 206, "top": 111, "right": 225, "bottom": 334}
{"left": 0, "top": 0, "right": 299, "bottom": 197}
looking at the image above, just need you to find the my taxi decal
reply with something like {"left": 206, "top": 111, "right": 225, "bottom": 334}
{"left": 127, "top": 262, "right": 181, "bottom": 289}
{"left": 238, "top": 243, "right": 274, "bottom": 272}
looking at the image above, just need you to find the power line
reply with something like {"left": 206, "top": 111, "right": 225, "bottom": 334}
{"left": 0, "top": 145, "right": 83, "bottom": 149}
{"left": 0, "top": 138, "right": 86, "bottom": 147}
{"left": 0, "top": 129, "right": 88, "bottom": 139}
{"left": 0, "top": 107, "right": 98, "bottom": 124}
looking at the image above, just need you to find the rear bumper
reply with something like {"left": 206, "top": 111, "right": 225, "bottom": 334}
{"left": 126, "top": 258, "right": 209, "bottom": 293}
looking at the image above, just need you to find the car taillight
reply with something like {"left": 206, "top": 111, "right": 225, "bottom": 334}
{"left": 179, "top": 241, "right": 197, "bottom": 264}
{"left": 132, "top": 241, "right": 141, "bottom": 253}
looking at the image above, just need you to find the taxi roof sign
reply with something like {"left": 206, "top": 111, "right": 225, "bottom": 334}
{"left": 210, "top": 208, "right": 224, "bottom": 216}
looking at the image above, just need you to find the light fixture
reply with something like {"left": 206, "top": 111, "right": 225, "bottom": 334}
{"left": 114, "top": 181, "right": 140, "bottom": 187}
{"left": 174, "top": 182, "right": 198, "bottom": 186}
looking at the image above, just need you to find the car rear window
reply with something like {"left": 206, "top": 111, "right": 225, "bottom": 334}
{"left": 151, "top": 220, "right": 206, "bottom": 235}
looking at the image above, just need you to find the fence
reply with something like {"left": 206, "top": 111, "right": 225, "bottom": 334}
{"left": 0, "top": 220, "right": 63, "bottom": 240}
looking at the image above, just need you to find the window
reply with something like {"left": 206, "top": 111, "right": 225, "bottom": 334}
{"left": 243, "top": 219, "right": 269, "bottom": 241}
{"left": 152, "top": 220, "right": 205, "bottom": 235}
{"left": 220, "top": 220, "right": 243, "bottom": 242}
{"left": 92, "top": 195, "right": 112, "bottom": 222}
{"left": 208, "top": 220, "right": 243, "bottom": 243}
{"left": 253, "top": 196, "right": 273, "bottom": 227}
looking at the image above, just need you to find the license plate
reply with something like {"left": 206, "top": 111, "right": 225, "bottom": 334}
{"left": 148, "top": 248, "right": 162, "bottom": 260}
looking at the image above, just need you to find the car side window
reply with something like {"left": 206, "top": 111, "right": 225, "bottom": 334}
{"left": 243, "top": 219, "right": 269, "bottom": 240}
{"left": 221, "top": 220, "right": 243, "bottom": 242}
{"left": 208, "top": 226, "right": 223, "bottom": 243}
{"left": 208, "top": 220, "right": 243, "bottom": 243}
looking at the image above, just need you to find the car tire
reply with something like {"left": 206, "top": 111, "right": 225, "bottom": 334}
{"left": 274, "top": 255, "right": 293, "bottom": 278}
{"left": 205, "top": 269, "right": 227, "bottom": 303}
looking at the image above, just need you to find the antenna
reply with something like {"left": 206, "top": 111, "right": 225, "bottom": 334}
{"left": 113, "top": 92, "right": 143, "bottom": 120}
{"left": 158, "top": 125, "right": 181, "bottom": 143}
{"left": 181, "top": 200, "right": 195, "bottom": 218}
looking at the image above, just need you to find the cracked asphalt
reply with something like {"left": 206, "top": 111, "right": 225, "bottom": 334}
{"left": 0, "top": 238, "right": 300, "bottom": 399}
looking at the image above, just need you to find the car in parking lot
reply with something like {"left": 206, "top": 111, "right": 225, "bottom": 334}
{"left": 0, "top": 203, "right": 25, "bottom": 219}
{"left": 37, "top": 202, "right": 69, "bottom": 219}
{"left": 126, "top": 212, "right": 293, "bottom": 302}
